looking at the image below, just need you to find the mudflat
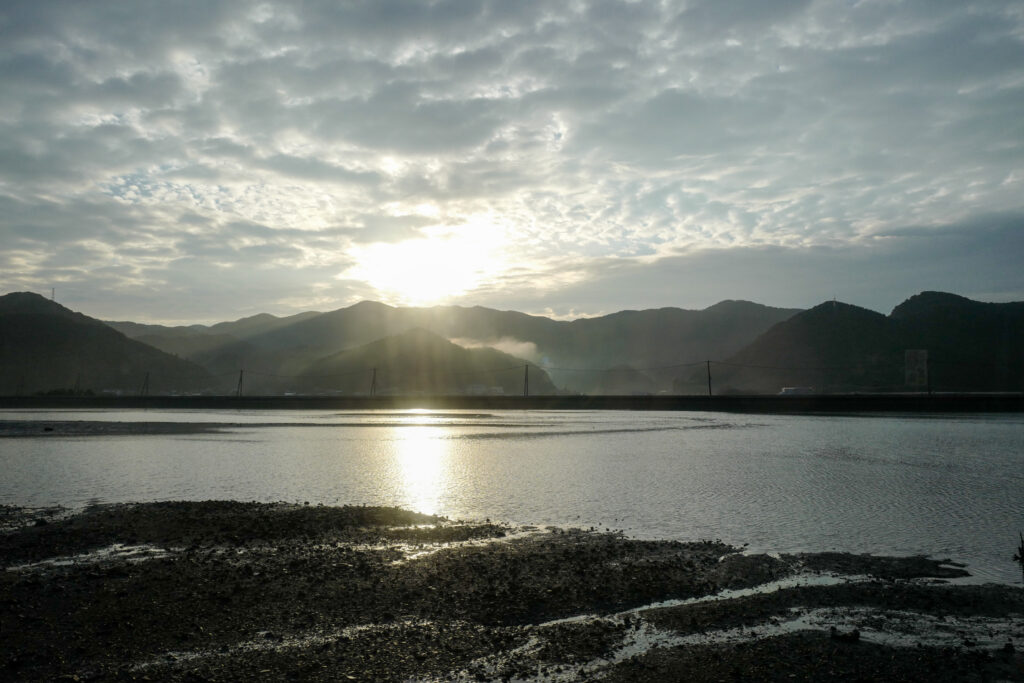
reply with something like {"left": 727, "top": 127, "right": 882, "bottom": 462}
{"left": 1, "top": 502, "right": 1022, "bottom": 681}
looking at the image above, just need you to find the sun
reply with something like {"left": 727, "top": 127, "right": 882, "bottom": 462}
{"left": 343, "top": 222, "right": 508, "bottom": 306}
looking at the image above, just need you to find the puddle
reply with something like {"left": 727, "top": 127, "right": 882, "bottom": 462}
{"left": 449, "top": 572, "right": 1023, "bottom": 682}
{"left": 453, "top": 604, "right": 1022, "bottom": 683}
{"left": 536, "top": 572, "right": 867, "bottom": 628}
{"left": 387, "top": 528, "right": 542, "bottom": 565}
{"left": 0, "top": 505, "right": 74, "bottom": 533}
{"left": 131, "top": 620, "right": 440, "bottom": 671}
{"left": 341, "top": 527, "right": 541, "bottom": 565}
{"left": 6, "top": 543, "right": 176, "bottom": 572}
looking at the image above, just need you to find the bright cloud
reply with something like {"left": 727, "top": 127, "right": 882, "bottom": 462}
{"left": 342, "top": 219, "right": 511, "bottom": 306}
{"left": 0, "top": 0, "right": 1021, "bottom": 321}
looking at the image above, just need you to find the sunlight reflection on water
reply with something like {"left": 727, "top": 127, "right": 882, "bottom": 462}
{"left": 1, "top": 409, "right": 1022, "bottom": 582}
{"left": 394, "top": 425, "right": 449, "bottom": 517}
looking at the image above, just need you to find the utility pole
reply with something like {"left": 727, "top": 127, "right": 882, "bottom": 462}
{"left": 236, "top": 369, "right": 244, "bottom": 398}
{"left": 706, "top": 360, "right": 712, "bottom": 397}
{"left": 139, "top": 372, "right": 150, "bottom": 397}
{"left": 370, "top": 367, "right": 377, "bottom": 397}
{"left": 524, "top": 364, "right": 529, "bottom": 397}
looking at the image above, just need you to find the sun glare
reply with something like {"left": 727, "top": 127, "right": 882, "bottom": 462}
{"left": 394, "top": 426, "right": 450, "bottom": 516}
{"left": 343, "top": 222, "right": 508, "bottom": 306}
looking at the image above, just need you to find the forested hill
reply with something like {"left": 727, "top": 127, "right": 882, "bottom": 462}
{"left": 0, "top": 292, "right": 212, "bottom": 395}
{"left": 109, "top": 299, "right": 800, "bottom": 395}
{"left": 677, "top": 292, "right": 1024, "bottom": 394}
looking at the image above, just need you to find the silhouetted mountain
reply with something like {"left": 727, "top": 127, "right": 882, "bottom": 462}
{"left": 241, "top": 301, "right": 413, "bottom": 355}
{"left": 687, "top": 292, "right": 1024, "bottom": 394}
{"left": 105, "top": 320, "right": 208, "bottom": 339}
{"left": 591, "top": 365, "right": 658, "bottom": 395}
{"left": 683, "top": 302, "right": 901, "bottom": 394}
{"left": 12, "top": 290, "right": 1016, "bottom": 396}
{"left": 106, "top": 311, "right": 321, "bottom": 358}
{"left": 0, "top": 292, "right": 212, "bottom": 395}
{"left": 555, "top": 301, "right": 801, "bottom": 393}
{"left": 889, "top": 292, "right": 1024, "bottom": 391}
{"left": 299, "top": 328, "right": 557, "bottom": 396}
{"left": 134, "top": 332, "right": 241, "bottom": 359}
{"left": 209, "top": 311, "right": 324, "bottom": 338}
{"left": 118, "top": 299, "right": 798, "bottom": 394}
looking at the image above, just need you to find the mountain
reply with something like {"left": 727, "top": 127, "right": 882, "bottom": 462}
{"left": 888, "top": 291, "right": 1024, "bottom": 391}
{"left": 688, "top": 292, "right": 1024, "bottom": 394}
{"left": 105, "top": 311, "right": 321, "bottom": 358}
{"left": 683, "top": 301, "right": 902, "bottom": 394}
{"left": 0, "top": 292, "right": 212, "bottom": 395}
{"left": 134, "top": 332, "right": 241, "bottom": 359}
{"left": 551, "top": 301, "right": 801, "bottom": 393}
{"left": 298, "top": 328, "right": 557, "bottom": 396}
{"left": 591, "top": 365, "right": 659, "bottom": 395}
{"left": 115, "top": 299, "right": 799, "bottom": 394}
{"left": 9, "top": 290, "right": 1015, "bottom": 396}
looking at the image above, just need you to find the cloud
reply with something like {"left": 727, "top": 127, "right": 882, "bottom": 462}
{"left": 483, "top": 212, "right": 1024, "bottom": 317}
{"left": 0, "top": 0, "right": 1021, "bottom": 322}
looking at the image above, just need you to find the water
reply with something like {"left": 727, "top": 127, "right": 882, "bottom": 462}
{"left": 1, "top": 409, "right": 1022, "bottom": 583}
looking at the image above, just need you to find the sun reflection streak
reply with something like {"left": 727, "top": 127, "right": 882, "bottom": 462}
{"left": 394, "top": 425, "right": 450, "bottom": 516}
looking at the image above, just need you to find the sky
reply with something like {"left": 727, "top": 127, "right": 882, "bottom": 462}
{"left": 1, "top": 0, "right": 1022, "bottom": 324}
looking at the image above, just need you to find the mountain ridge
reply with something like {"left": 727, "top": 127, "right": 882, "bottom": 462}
{"left": 299, "top": 327, "right": 558, "bottom": 396}
{"left": 107, "top": 298, "right": 800, "bottom": 394}
{"left": 6, "top": 290, "right": 1017, "bottom": 396}
{"left": 0, "top": 292, "right": 213, "bottom": 395}
{"left": 686, "top": 294, "right": 1024, "bottom": 394}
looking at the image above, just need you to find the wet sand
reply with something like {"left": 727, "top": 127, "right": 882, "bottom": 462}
{"left": 1, "top": 502, "right": 1022, "bottom": 681}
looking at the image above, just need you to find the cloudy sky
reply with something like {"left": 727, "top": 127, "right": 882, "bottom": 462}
{"left": 1, "top": 0, "right": 1022, "bottom": 323}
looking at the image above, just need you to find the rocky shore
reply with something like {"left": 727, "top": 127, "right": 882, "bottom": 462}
{"left": 2, "top": 502, "right": 1022, "bottom": 681}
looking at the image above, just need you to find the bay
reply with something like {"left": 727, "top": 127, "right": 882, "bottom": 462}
{"left": 1, "top": 409, "right": 1022, "bottom": 583}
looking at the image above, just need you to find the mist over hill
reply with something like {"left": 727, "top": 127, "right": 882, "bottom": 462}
{"left": 108, "top": 299, "right": 799, "bottom": 395}
{"left": 299, "top": 328, "right": 557, "bottom": 396}
{"left": 5, "top": 290, "right": 1018, "bottom": 396}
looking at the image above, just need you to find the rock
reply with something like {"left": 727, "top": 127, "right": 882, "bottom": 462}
{"left": 830, "top": 626, "right": 860, "bottom": 642}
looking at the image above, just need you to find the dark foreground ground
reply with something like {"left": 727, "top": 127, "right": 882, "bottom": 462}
{"left": 1, "top": 503, "right": 1022, "bottom": 682}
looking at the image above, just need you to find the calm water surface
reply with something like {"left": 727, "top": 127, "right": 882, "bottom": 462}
{"left": 1, "top": 409, "right": 1022, "bottom": 583}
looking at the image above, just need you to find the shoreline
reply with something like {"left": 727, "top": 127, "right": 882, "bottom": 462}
{"left": 2, "top": 502, "right": 1022, "bottom": 681}
{"left": 2, "top": 392, "right": 1023, "bottom": 413}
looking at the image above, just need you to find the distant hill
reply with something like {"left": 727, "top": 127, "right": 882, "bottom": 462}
{"left": 106, "top": 311, "right": 321, "bottom": 358}
{"left": 9, "top": 290, "right": 1016, "bottom": 396}
{"left": 888, "top": 292, "right": 1024, "bottom": 391}
{"left": 0, "top": 292, "right": 212, "bottom": 395}
{"left": 552, "top": 301, "right": 801, "bottom": 393}
{"left": 591, "top": 365, "right": 659, "bottom": 395}
{"left": 683, "top": 292, "right": 1024, "bottom": 394}
{"left": 113, "top": 299, "right": 800, "bottom": 394}
{"left": 299, "top": 328, "right": 557, "bottom": 396}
